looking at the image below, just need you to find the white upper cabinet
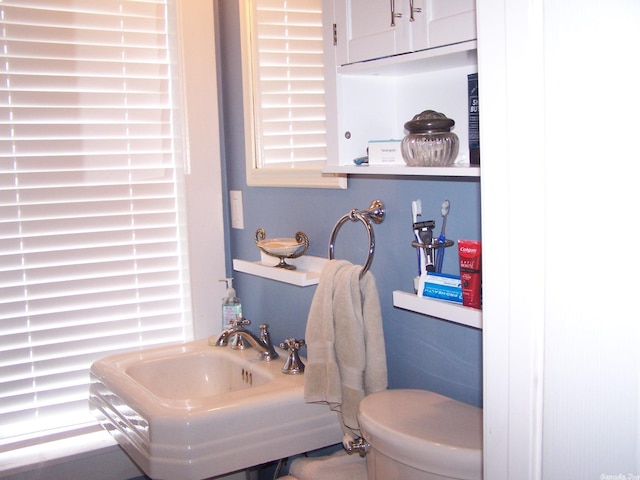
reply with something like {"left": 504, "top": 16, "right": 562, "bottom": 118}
{"left": 323, "top": 0, "right": 479, "bottom": 176}
{"left": 335, "top": 0, "right": 477, "bottom": 65}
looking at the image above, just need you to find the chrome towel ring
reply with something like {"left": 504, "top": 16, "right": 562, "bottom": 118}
{"left": 328, "top": 200, "right": 385, "bottom": 279}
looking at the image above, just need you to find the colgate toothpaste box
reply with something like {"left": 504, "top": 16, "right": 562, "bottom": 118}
{"left": 458, "top": 239, "right": 482, "bottom": 309}
{"left": 419, "top": 272, "right": 463, "bottom": 304}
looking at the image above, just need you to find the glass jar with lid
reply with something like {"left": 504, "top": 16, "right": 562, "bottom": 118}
{"left": 401, "top": 110, "right": 459, "bottom": 167}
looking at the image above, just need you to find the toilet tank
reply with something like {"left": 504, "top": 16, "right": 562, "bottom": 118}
{"left": 358, "top": 389, "right": 482, "bottom": 480}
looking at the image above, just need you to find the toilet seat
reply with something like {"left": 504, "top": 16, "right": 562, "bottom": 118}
{"left": 357, "top": 389, "right": 482, "bottom": 480}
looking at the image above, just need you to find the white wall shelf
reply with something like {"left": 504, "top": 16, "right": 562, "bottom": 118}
{"left": 326, "top": 38, "right": 479, "bottom": 173}
{"left": 233, "top": 255, "right": 328, "bottom": 287}
{"left": 392, "top": 290, "right": 482, "bottom": 329}
{"left": 322, "top": 164, "right": 480, "bottom": 177}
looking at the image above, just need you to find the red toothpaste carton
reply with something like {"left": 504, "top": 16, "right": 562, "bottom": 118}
{"left": 458, "top": 240, "right": 482, "bottom": 309}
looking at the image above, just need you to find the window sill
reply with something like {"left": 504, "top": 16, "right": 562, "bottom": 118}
{"left": 0, "top": 429, "right": 138, "bottom": 479}
{"left": 246, "top": 165, "right": 347, "bottom": 189}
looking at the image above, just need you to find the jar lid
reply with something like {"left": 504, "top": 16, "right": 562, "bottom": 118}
{"left": 404, "top": 110, "right": 455, "bottom": 134}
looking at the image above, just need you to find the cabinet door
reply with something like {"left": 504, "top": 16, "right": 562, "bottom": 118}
{"left": 334, "top": 0, "right": 410, "bottom": 65}
{"left": 410, "top": 0, "right": 477, "bottom": 52}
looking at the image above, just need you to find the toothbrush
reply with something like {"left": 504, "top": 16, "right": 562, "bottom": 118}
{"left": 411, "top": 200, "right": 423, "bottom": 275}
{"left": 435, "top": 200, "right": 450, "bottom": 273}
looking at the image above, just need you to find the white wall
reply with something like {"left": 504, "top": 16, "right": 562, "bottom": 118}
{"left": 180, "top": 0, "right": 228, "bottom": 341}
{"left": 480, "top": 0, "right": 640, "bottom": 478}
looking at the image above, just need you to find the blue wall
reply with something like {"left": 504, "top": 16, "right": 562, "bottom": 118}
{"left": 215, "top": 1, "right": 482, "bottom": 407}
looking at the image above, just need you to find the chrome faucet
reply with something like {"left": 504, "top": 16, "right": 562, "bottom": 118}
{"left": 213, "top": 317, "right": 279, "bottom": 361}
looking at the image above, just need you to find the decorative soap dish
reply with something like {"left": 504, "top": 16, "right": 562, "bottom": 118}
{"left": 255, "top": 228, "right": 309, "bottom": 270}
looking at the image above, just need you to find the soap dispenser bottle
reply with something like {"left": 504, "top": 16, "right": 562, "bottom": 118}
{"left": 220, "top": 278, "right": 242, "bottom": 330}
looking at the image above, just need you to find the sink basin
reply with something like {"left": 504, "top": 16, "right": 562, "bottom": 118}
{"left": 124, "top": 349, "right": 270, "bottom": 402}
{"left": 90, "top": 339, "right": 343, "bottom": 480}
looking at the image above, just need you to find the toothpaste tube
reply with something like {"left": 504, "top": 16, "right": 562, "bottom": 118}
{"left": 458, "top": 239, "right": 482, "bottom": 309}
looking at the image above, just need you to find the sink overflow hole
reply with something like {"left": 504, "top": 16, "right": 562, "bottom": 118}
{"left": 241, "top": 368, "right": 253, "bottom": 386}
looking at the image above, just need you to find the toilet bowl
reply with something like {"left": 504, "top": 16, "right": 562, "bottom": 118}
{"left": 284, "top": 389, "right": 482, "bottom": 480}
{"left": 358, "top": 389, "right": 482, "bottom": 480}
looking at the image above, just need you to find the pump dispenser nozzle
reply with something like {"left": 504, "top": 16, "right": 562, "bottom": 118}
{"left": 220, "top": 278, "right": 237, "bottom": 300}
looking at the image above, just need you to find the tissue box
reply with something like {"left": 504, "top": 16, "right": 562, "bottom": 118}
{"left": 418, "top": 272, "right": 463, "bottom": 303}
{"left": 368, "top": 140, "right": 404, "bottom": 166}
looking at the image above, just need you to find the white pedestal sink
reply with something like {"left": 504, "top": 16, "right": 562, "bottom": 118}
{"left": 89, "top": 339, "right": 343, "bottom": 480}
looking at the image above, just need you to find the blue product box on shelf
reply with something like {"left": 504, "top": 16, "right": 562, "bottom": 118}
{"left": 419, "top": 272, "right": 463, "bottom": 303}
{"left": 468, "top": 73, "right": 480, "bottom": 165}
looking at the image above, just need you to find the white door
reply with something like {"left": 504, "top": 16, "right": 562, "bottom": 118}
{"left": 479, "top": 0, "right": 640, "bottom": 478}
{"left": 411, "top": 0, "right": 477, "bottom": 51}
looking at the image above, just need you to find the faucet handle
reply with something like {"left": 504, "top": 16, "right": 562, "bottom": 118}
{"left": 231, "top": 316, "right": 251, "bottom": 327}
{"left": 280, "top": 338, "right": 305, "bottom": 351}
{"left": 279, "top": 338, "right": 305, "bottom": 374}
{"left": 227, "top": 316, "right": 251, "bottom": 350}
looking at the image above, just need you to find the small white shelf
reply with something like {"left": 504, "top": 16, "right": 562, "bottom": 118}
{"left": 392, "top": 290, "right": 482, "bottom": 329}
{"left": 322, "top": 163, "right": 480, "bottom": 177}
{"left": 338, "top": 41, "right": 478, "bottom": 76}
{"left": 233, "top": 255, "right": 328, "bottom": 287}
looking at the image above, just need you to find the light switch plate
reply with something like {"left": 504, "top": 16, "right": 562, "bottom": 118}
{"left": 229, "top": 190, "right": 244, "bottom": 229}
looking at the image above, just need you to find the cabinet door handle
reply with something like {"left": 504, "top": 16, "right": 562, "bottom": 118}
{"left": 409, "top": 0, "right": 422, "bottom": 22}
{"left": 390, "top": 0, "right": 403, "bottom": 26}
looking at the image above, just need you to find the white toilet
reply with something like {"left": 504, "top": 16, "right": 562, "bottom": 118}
{"left": 359, "top": 389, "right": 482, "bottom": 480}
{"left": 284, "top": 389, "right": 482, "bottom": 480}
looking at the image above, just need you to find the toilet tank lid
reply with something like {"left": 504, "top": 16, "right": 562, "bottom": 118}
{"left": 358, "top": 389, "right": 482, "bottom": 479}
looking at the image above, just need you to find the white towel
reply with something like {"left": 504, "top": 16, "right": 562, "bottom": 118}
{"left": 304, "top": 259, "right": 388, "bottom": 437}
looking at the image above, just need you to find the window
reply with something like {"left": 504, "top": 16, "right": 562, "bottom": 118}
{"left": 241, "top": 0, "right": 346, "bottom": 188}
{"left": 0, "top": 0, "right": 192, "bottom": 455}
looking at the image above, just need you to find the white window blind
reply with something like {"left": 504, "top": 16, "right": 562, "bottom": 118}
{"left": 0, "top": 0, "right": 191, "bottom": 452}
{"left": 251, "top": 0, "right": 327, "bottom": 167}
